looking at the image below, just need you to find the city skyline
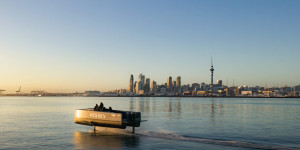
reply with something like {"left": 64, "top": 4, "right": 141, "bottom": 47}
{"left": 122, "top": 71, "right": 299, "bottom": 97}
{"left": 1, "top": 0, "right": 300, "bottom": 93}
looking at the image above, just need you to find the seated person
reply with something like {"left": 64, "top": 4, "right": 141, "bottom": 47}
{"left": 99, "top": 102, "right": 104, "bottom": 111}
{"left": 102, "top": 107, "right": 106, "bottom": 111}
{"left": 94, "top": 104, "right": 99, "bottom": 111}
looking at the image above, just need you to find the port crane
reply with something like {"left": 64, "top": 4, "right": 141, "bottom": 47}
{"left": 16, "top": 86, "right": 21, "bottom": 95}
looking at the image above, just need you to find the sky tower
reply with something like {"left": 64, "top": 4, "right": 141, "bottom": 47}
{"left": 210, "top": 57, "right": 214, "bottom": 92}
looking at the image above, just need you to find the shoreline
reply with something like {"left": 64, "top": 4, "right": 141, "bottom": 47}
{"left": 0, "top": 95, "right": 299, "bottom": 98}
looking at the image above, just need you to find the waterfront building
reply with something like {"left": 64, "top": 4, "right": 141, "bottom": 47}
{"left": 195, "top": 87, "right": 201, "bottom": 91}
{"left": 241, "top": 91, "right": 253, "bottom": 96}
{"left": 200, "top": 82, "right": 205, "bottom": 89}
{"left": 217, "top": 80, "right": 222, "bottom": 87}
{"left": 234, "top": 88, "right": 240, "bottom": 96}
{"left": 137, "top": 90, "right": 144, "bottom": 95}
{"left": 177, "top": 87, "right": 182, "bottom": 95}
{"left": 157, "top": 84, "right": 165, "bottom": 93}
{"left": 144, "top": 86, "right": 150, "bottom": 93}
{"left": 192, "top": 83, "right": 200, "bottom": 91}
{"left": 160, "top": 87, "right": 166, "bottom": 95}
{"left": 295, "top": 85, "right": 300, "bottom": 91}
{"left": 224, "top": 88, "right": 229, "bottom": 96}
{"left": 182, "top": 85, "right": 189, "bottom": 93}
{"left": 197, "top": 91, "right": 206, "bottom": 96}
{"left": 183, "top": 91, "right": 192, "bottom": 96}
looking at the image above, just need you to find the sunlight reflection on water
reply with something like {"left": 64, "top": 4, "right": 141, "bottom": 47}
{"left": 0, "top": 97, "right": 300, "bottom": 149}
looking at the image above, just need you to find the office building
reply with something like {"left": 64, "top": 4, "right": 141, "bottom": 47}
{"left": 167, "top": 76, "right": 172, "bottom": 90}
{"left": 217, "top": 80, "right": 222, "bottom": 87}
{"left": 137, "top": 73, "right": 145, "bottom": 90}
{"left": 130, "top": 74, "right": 134, "bottom": 92}
{"left": 145, "top": 78, "right": 150, "bottom": 85}
{"left": 150, "top": 80, "right": 157, "bottom": 93}
{"left": 176, "top": 76, "right": 181, "bottom": 87}
{"left": 142, "top": 75, "right": 145, "bottom": 86}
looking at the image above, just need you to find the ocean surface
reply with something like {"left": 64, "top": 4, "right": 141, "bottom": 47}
{"left": 0, "top": 97, "right": 300, "bottom": 150}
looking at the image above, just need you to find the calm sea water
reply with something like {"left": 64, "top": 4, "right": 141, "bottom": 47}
{"left": 0, "top": 97, "right": 300, "bottom": 150}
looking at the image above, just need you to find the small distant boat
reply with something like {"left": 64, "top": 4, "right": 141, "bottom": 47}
{"left": 74, "top": 106, "right": 142, "bottom": 133}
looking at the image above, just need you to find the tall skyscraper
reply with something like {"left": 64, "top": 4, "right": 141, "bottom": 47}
{"left": 144, "top": 78, "right": 150, "bottom": 93}
{"left": 176, "top": 76, "right": 181, "bottom": 87}
{"left": 150, "top": 80, "right": 157, "bottom": 93}
{"left": 138, "top": 73, "right": 145, "bottom": 90}
{"left": 138, "top": 73, "right": 143, "bottom": 82}
{"left": 136, "top": 73, "right": 144, "bottom": 93}
{"left": 141, "top": 75, "right": 145, "bottom": 86}
{"left": 167, "top": 76, "right": 172, "bottom": 90}
{"left": 145, "top": 78, "right": 150, "bottom": 85}
{"left": 210, "top": 57, "right": 214, "bottom": 92}
{"left": 136, "top": 81, "right": 143, "bottom": 94}
{"left": 130, "top": 74, "right": 134, "bottom": 92}
{"left": 134, "top": 81, "right": 137, "bottom": 91}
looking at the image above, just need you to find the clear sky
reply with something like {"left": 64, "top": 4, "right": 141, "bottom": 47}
{"left": 0, "top": 0, "right": 299, "bottom": 93}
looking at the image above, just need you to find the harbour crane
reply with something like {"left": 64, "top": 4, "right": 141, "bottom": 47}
{"left": 16, "top": 86, "right": 21, "bottom": 95}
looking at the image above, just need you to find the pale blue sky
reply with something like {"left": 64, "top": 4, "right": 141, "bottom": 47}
{"left": 0, "top": 0, "right": 299, "bottom": 93}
